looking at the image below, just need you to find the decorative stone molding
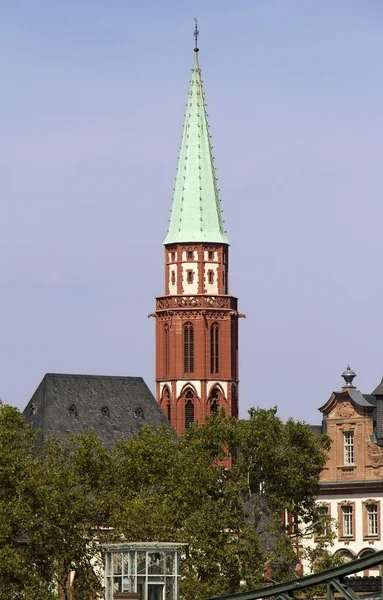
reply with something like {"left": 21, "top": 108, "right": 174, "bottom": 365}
{"left": 178, "top": 310, "right": 203, "bottom": 320}
{"left": 156, "top": 295, "right": 238, "bottom": 311}
{"left": 338, "top": 423, "right": 356, "bottom": 432}
{"left": 204, "top": 296, "right": 229, "bottom": 308}
{"left": 158, "top": 311, "right": 174, "bottom": 323}
{"left": 336, "top": 401, "right": 355, "bottom": 419}
{"left": 157, "top": 298, "right": 171, "bottom": 309}
{"left": 177, "top": 296, "right": 200, "bottom": 307}
{"left": 205, "top": 311, "right": 231, "bottom": 320}
{"left": 338, "top": 467, "right": 356, "bottom": 478}
{"left": 367, "top": 441, "right": 383, "bottom": 468}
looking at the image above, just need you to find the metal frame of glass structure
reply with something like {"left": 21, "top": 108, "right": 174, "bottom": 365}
{"left": 103, "top": 542, "right": 185, "bottom": 600}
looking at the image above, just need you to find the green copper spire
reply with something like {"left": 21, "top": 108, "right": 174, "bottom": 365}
{"left": 164, "top": 32, "right": 229, "bottom": 246}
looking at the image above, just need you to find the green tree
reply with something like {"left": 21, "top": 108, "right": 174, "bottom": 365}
{"left": 0, "top": 403, "right": 55, "bottom": 599}
{"left": 184, "top": 407, "right": 336, "bottom": 588}
{"left": 37, "top": 432, "right": 112, "bottom": 600}
{"left": 0, "top": 403, "right": 335, "bottom": 600}
{"left": 0, "top": 404, "right": 111, "bottom": 600}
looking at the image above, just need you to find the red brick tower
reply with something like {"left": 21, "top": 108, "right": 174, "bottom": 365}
{"left": 153, "top": 33, "right": 242, "bottom": 434}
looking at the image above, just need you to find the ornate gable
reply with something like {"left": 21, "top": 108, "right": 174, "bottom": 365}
{"left": 320, "top": 391, "right": 370, "bottom": 420}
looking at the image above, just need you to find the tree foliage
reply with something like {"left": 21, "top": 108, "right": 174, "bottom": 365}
{"left": 0, "top": 403, "right": 336, "bottom": 600}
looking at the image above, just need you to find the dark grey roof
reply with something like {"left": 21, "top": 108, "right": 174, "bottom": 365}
{"left": 372, "top": 378, "right": 383, "bottom": 396}
{"left": 309, "top": 425, "right": 323, "bottom": 436}
{"left": 363, "top": 394, "right": 376, "bottom": 406}
{"left": 348, "top": 390, "right": 375, "bottom": 408}
{"left": 23, "top": 373, "right": 170, "bottom": 451}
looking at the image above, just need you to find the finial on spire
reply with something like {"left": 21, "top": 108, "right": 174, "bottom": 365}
{"left": 194, "top": 18, "right": 199, "bottom": 52}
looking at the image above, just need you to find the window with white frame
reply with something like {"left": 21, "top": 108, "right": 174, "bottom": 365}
{"left": 342, "top": 505, "right": 353, "bottom": 537}
{"left": 344, "top": 431, "right": 354, "bottom": 464}
{"left": 317, "top": 504, "right": 330, "bottom": 538}
{"left": 367, "top": 503, "right": 378, "bottom": 536}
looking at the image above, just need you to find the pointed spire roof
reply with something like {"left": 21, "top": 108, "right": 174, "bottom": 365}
{"left": 164, "top": 45, "right": 229, "bottom": 246}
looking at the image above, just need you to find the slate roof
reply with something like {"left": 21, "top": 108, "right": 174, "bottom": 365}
{"left": 23, "top": 373, "right": 170, "bottom": 451}
{"left": 348, "top": 390, "right": 375, "bottom": 408}
{"left": 309, "top": 425, "right": 323, "bottom": 436}
{"left": 362, "top": 394, "right": 376, "bottom": 406}
{"left": 372, "top": 378, "right": 383, "bottom": 396}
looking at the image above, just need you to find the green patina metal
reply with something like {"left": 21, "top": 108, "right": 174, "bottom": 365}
{"left": 164, "top": 51, "right": 229, "bottom": 246}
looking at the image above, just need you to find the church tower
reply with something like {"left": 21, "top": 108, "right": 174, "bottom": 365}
{"left": 154, "top": 26, "right": 242, "bottom": 434}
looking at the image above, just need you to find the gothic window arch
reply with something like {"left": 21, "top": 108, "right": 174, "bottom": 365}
{"left": 185, "top": 389, "right": 195, "bottom": 428}
{"left": 162, "top": 386, "right": 172, "bottom": 423}
{"left": 209, "top": 386, "right": 222, "bottom": 416}
{"left": 164, "top": 323, "right": 170, "bottom": 375}
{"left": 183, "top": 322, "right": 194, "bottom": 373}
{"left": 210, "top": 322, "right": 219, "bottom": 374}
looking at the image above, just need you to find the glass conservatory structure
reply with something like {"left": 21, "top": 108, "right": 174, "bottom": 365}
{"left": 104, "top": 542, "right": 185, "bottom": 600}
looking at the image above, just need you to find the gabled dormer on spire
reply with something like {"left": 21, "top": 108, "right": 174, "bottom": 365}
{"left": 164, "top": 46, "right": 228, "bottom": 245}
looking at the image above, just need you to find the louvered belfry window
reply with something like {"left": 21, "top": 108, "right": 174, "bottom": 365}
{"left": 183, "top": 322, "right": 194, "bottom": 373}
{"left": 210, "top": 323, "right": 219, "bottom": 373}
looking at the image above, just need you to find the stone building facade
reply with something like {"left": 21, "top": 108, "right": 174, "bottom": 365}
{"left": 306, "top": 367, "right": 383, "bottom": 573}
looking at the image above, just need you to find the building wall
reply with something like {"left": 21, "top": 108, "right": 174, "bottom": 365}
{"left": 303, "top": 387, "right": 383, "bottom": 573}
{"left": 321, "top": 394, "right": 380, "bottom": 483}
{"left": 155, "top": 242, "right": 239, "bottom": 434}
{"left": 304, "top": 492, "right": 382, "bottom": 575}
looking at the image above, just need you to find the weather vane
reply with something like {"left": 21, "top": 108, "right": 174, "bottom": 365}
{"left": 194, "top": 18, "right": 199, "bottom": 52}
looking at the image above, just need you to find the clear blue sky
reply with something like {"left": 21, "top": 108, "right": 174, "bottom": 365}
{"left": 1, "top": 0, "right": 383, "bottom": 424}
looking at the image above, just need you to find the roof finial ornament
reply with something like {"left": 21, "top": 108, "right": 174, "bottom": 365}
{"left": 341, "top": 365, "right": 356, "bottom": 388}
{"left": 194, "top": 18, "right": 199, "bottom": 52}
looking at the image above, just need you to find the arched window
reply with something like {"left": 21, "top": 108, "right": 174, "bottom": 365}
{"left": 185, "top": 390, "right": 195, "bottom": 428}
{"left": 162, "top": 387, "right": 171, "bottom": 424}
{"left": 164, "top": 323, "right": 170, "bottom": 375}
{"left": 209, "top": 387, "right": 220, "bottom": 416}
{"left": 183, "top": 322, "right": 194, "bottom": 373}
{"left": 210, "top": 323, "right": 219, "bottom": 373}
{"left": 211, "top": 399, "right": 218, "bottom": 416}
{"left": 232, "top": 383, "right": 238, "bottom": 417}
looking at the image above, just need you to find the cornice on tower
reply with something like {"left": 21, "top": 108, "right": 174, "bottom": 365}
{"left": 164, "top": 37, "right": 229, "bottom": 245}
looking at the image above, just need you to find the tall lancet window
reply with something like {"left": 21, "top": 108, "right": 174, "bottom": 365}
{"left": 164, "top": 323, "right": 170, "bottom": 375}
{"left": 210, "top": 388, "right": 219, "bottom": 416}
{"left": 162, "top": 387, "right": 171, "bottom": 423}
{"left": 185, "top": 390, "right": 195, "bottom": 428}
{"left": 210, "top": 323, "right": 219, "bottom": 373}
{"left": 183, "top": 322, "right": 194, "bottom": 373}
